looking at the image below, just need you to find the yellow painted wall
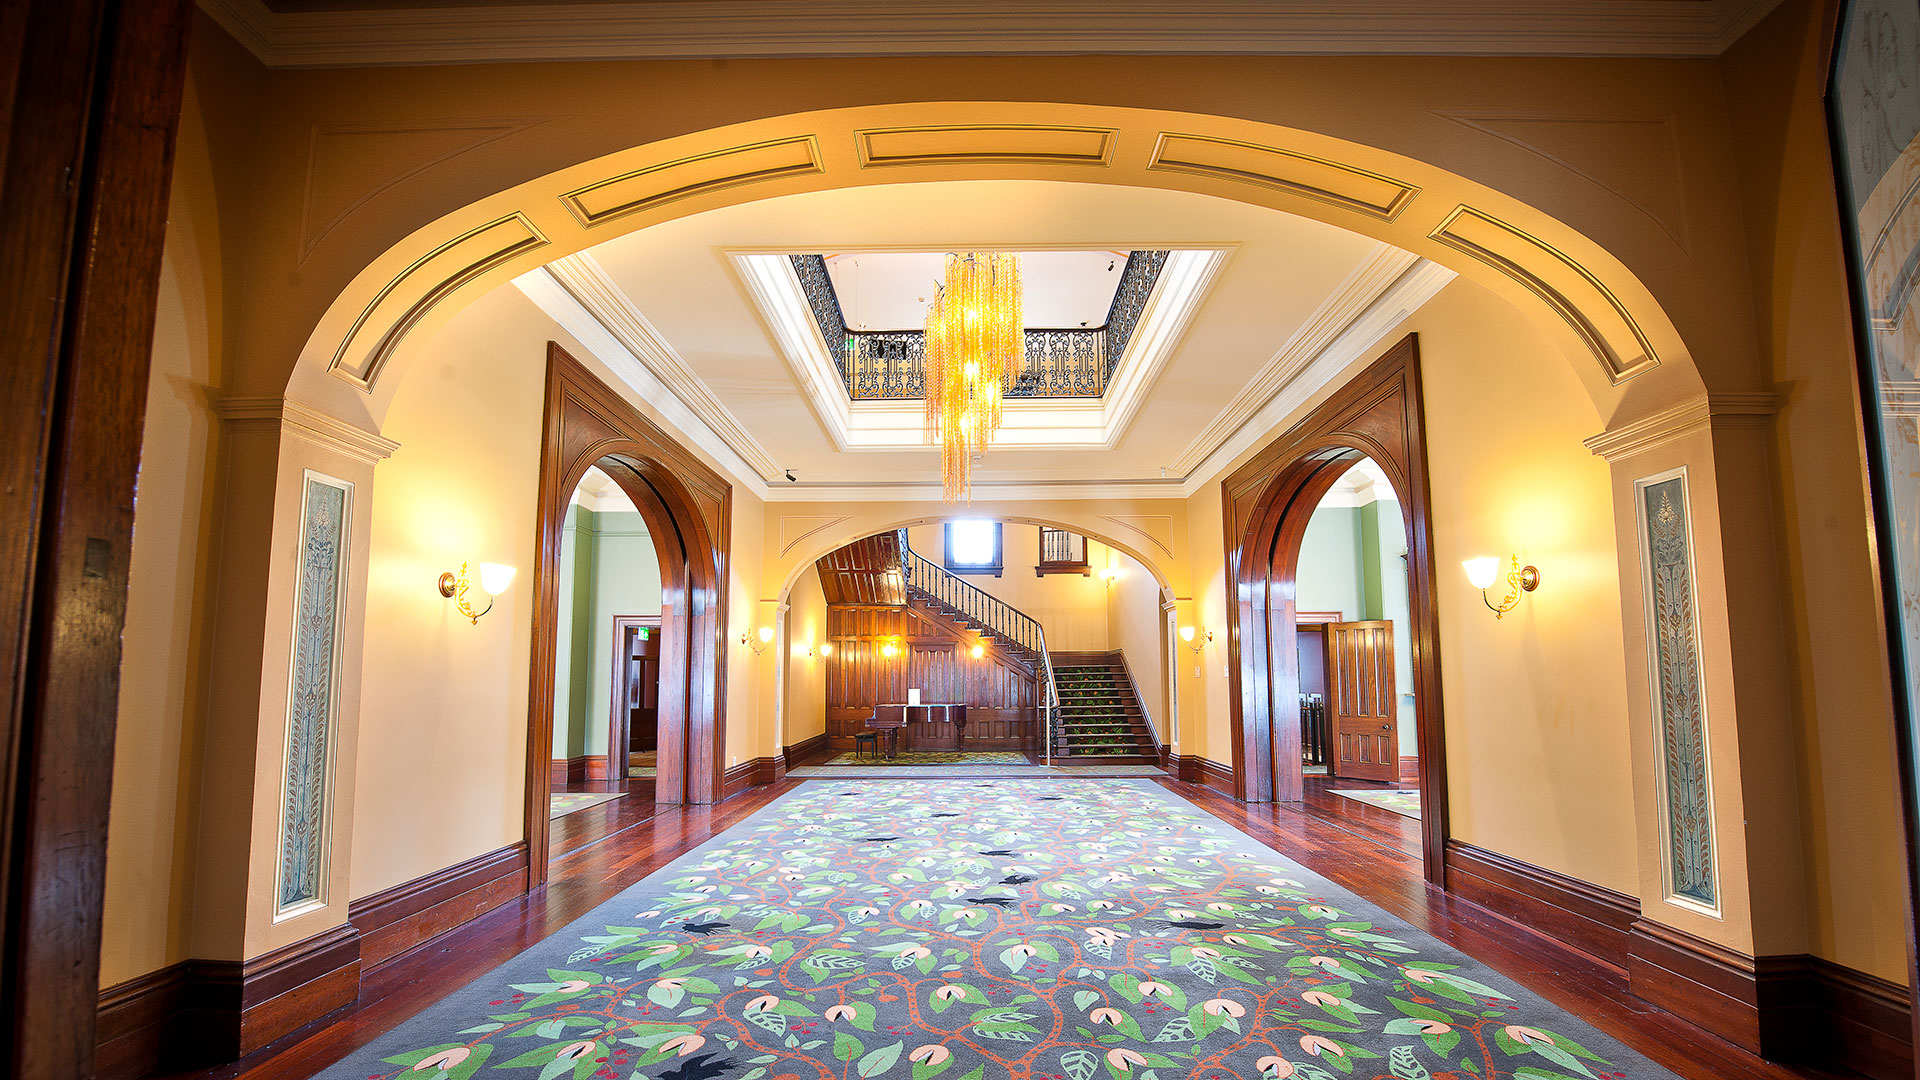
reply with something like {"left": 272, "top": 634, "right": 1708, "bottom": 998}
{"left": 1181, "top": 278, "right": 1637, "bottom": 892}
{"left": 100, "top": 79, "right": 223, "bottom": 987}
{"left": 784, "top": 566, "right": 829, "bottom": 748}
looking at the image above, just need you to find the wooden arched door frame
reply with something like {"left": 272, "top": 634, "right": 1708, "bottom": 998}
{"left": 1222, "top": 334, "right": 1450, "bottom": 883}
{"left": 525, "top": 342, "right": 732, "bottom": 882}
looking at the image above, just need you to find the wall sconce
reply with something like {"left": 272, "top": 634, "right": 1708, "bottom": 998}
{"left": 438, "top": 561, "right": 515, "bottom": 625}
{"left": 1463, "top": 554, "right": 1540, "bottom": 619}
{"left": 881, "top": 640, "right": 899, "bottom": 658}
{"left": 819, "top": 641, "right": 833, "bottom": 657}
{"left": 1180, "top": 625, "right": 1213, "bottom": 654}
{"left": 741, "top": 625, "right": 774, "bottom": 655}
{"left": 970, "top": 642, "right": 985, "bottom": 659}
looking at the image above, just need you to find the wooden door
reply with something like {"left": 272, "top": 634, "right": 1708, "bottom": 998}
{"left": 1326, "top": 621, "right": 1397, "bottom": 781}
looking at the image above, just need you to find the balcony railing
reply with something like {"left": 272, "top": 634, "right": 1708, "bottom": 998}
{"left": 1036, "top": 527, "right": 1089, "bottom": 576}
{"left": 791, "top": 250, "right": 1169, "bottom": 401}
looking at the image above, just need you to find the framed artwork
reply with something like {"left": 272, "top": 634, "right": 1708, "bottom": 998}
{"left": 1829, "top": 0, "right": 1920, "bottom": 999}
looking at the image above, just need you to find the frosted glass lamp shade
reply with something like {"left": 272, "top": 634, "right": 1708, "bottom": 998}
{"left": 1462, "top": 557, "right": 1500, "bottom": 590}
{"left": 478, "top": 562, "right": 517, "bottom": 595}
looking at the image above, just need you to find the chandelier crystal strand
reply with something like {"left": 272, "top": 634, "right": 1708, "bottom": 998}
{"left": 924, "top": 252, "right": 1023, "bottom": 500}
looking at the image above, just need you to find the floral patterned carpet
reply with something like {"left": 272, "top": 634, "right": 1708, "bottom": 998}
{"left": 323, "top": 779, "right": 1672, "bottom": 1080}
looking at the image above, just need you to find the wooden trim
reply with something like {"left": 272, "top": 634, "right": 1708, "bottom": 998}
{"left": 1627, "top": 919, "right": 1766, "bottom": 1054}
{"left": 1219, "top": 333, "right": 1451, "bottom": 886}
{"left": 193, "top": 924, "right": 363, "bottom": 1059}
{"left": 1781, "top": 957, "right": 1915, "bottom": 1080}
{"left": 1166, "top": 753, "right": 1235, "bottom": 794}
{"left": 549, "top": 756, "right": 589, "bottom": 785}
{"left": 348, "top": 842, "right": 530, "bottom": 972}
{"left": 95, "top": 964, "right": 191, "bottom": 1080}
{"left": 525, "top": 342, "right": 732, "bottom": 889}
{"left": 1294, "top": 610, "right": 1344, "bottom": 624}
{"left": 583, "top": 754, "right": 610, "bottom": 781}
{"left": 1398, "top": 755, "right": 1420, "bottom": 783}
{"left": 1109, "top": 650, "right": 1165, "bottom": 761}
{"left": 0, "top": 3, "right": 193, "bottom": 1076}
{"left": 1443, "top": 840, "right": 1638, "bottom": 969}
{"left": 783, "top": 732, "right": 830, "bottom": 766}
{"left": 721, "top": 758, "right": 762, "bottom": 800}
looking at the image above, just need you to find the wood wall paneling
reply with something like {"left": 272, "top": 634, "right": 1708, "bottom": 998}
{"left": 821, "top": 600, "right": 1035, "bottom": 750}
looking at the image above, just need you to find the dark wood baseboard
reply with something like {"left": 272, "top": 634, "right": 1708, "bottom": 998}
{"left": 1625, "top": 919, "right": 1914, "bottom": 1077}
{"left": 96, "top": 963, "right": 191, "bottom": 1080}
{"left": 349, "top": 841, "right": 530, "bottom": 971}
{"left": 783, "top": 732, "right": 829, "bottom": 766}
{"left": 1398, "top": 755, "right": 1419, "bottom": 782}
{"left": 721, "top": 758, "right": 763, "bottom": 800}
{"left": 1443, "top": 840, "right": 1638, "bottom": 968}
{"left": 1165, "top": 754, "right": 1234, "bottom": 795}
{"left": 549, "top": 756, "right": 589, "bottom": 785}
{"left": 584, "top": 754, "right": 609, "bottom": 781}
{"left": 193, "top": 923, "right": 363, "bottom": 1059}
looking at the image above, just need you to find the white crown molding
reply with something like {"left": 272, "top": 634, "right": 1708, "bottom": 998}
{"left": 513, "top": 267, "right": 771, "bottom": 493}
{"left": 200, "top": 0, "right": 1787, "bottom": 68}
{"left": 532, "top": 253, "right": 784, "bottom": 482}
{"left": 762, "top": 476, "right": 1190, "bottom": 502}
{"left": 214, "top": 395, "right": 400, "bottom": 464}
{"left": 734, "top": 247, "right": 1226, "bottom": 454}
{"left": 1583, "top": 391, "right": 1781, "bottom": 460}
{"left": 1173, "top": 256, "right": 1456, "bottom": 494}
{"left": 1168, "top": 242, "right": 1417, "bottom": 477}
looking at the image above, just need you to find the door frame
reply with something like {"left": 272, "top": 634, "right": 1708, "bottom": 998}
{"left": 1221, "top": 334, "right": 1450, "bottom": 884}
{"left": 525, "top": 343, "right": 732, "bottom": 884}
{"left": 607, "top": 614, "right": 663, "bottom": 781}
{"left": 1294, "top": 611, "right": 1340, "bottom": 773}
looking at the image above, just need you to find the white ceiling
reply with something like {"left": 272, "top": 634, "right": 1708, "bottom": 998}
{"left": 823, "top": 250, "right": 1131, "bottom": 331}
{"left": 515, "top": 179, "right": 1455, "bottom": 498}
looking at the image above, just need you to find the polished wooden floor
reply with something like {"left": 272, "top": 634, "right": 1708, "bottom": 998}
{"left": 162, "top": 773, "right": 1842, "bottom": 1080}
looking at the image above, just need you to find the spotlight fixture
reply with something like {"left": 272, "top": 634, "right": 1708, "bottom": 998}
{"left": 1463, "top": 554, "right": 1540, "bottom": 619}
{"left": 784, "top": 469, "right": 797, "bottom": 482}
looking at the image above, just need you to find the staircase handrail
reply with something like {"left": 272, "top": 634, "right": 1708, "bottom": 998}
{"left": 895, "top": 529, "right": 1060, "bottom": 764}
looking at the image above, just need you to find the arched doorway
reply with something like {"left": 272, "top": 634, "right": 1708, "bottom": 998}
{"left": 1224, "top": 333, "right": 1449, "bottom": 882}
{"left": 523, "top": 342, "right": 732, "bottom": 881}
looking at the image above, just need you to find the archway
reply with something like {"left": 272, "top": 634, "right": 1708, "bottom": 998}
{"left": 1223, "top": 334, "right": 1449, "bottom": 883}
{"left": 524, "top": 342, "right": 732, "bottom": 881}
{"left": 777, "top": 519, "right": 1177, "bottom": 764}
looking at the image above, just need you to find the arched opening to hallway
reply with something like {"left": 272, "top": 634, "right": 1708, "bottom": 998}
{"left": 779, "top": 520, "right": 1173, "bottom": 773}
{"left": 1225, "top": 335, "right": 1449, "bottom": 881}
{"left": 522, "top": 343, "right": 734, "bottom": 882}
{"left": 1290, "top": 454, "right": 1426, "bottom": 850}
{"left": 545, "top": 465, "right": 664, "bottom": 828}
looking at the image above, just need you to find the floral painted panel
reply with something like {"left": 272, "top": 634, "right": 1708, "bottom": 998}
{"left": 315, "top": 779, "right": 1677, "bottom": 1080}
{"left": 279, "top": 473, "right": 350, "bottom": 912}
{"left": 1639, "top": 475, "right": 1716, "bottom": 909}
{"left": 1831, "top": 0, "right": 1920, "bottom": 915}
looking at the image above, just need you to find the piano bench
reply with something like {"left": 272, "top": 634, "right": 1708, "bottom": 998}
{"left": 852, "top": 731, "right": 880, "bottom": 760}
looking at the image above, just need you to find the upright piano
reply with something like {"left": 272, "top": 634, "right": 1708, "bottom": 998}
{"left": 865, "top": 703, "right": 968, "bottom": 758}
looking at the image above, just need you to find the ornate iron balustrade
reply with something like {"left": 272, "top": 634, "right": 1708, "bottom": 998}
{"left": 896, "top": 529, "right": 1060, "bottom": 762}
{"left": 789, "top": 251, "right": 1168, "bottom": 401}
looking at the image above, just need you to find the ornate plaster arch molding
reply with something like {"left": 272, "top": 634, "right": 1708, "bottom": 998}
{"left": 769, "top": 507, "right": 1186, "bottom": 605}
{"left": 286, "top": 102, "right": 1695, "bottom": 416}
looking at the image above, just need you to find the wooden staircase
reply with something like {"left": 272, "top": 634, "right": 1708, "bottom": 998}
{"left": 1049, "top": 653, "right": 1159, "bottom": 763}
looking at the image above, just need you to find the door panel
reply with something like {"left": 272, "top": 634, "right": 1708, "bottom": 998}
{"left": 1326, "top": 620, "right": 1397, "bottom": 781}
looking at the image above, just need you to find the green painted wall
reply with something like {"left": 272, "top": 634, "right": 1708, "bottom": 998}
{"left": 551, "top": 507, "right": 661, "bottom": 760}
{"left": 1298, "top": 495, "right": 1419, "bottom": 758}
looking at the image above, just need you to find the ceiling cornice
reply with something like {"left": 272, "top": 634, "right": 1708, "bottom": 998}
{"left": 200, "top": 0, "right": 1786, "bottom": 68}
{"left": 541, "top": 252, "right": 785, "bottom": 483}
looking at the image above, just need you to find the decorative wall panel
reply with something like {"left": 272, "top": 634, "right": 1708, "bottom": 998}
{"left": 1635, "top": 469, "right": 1717, "bottom": 911}
{"left": 276, "top": 471, "right": 353, "bottom": 915}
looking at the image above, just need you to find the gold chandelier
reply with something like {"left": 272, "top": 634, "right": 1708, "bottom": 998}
{"left": 924, "top": 252, "right": 1023, "bottom": 500}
